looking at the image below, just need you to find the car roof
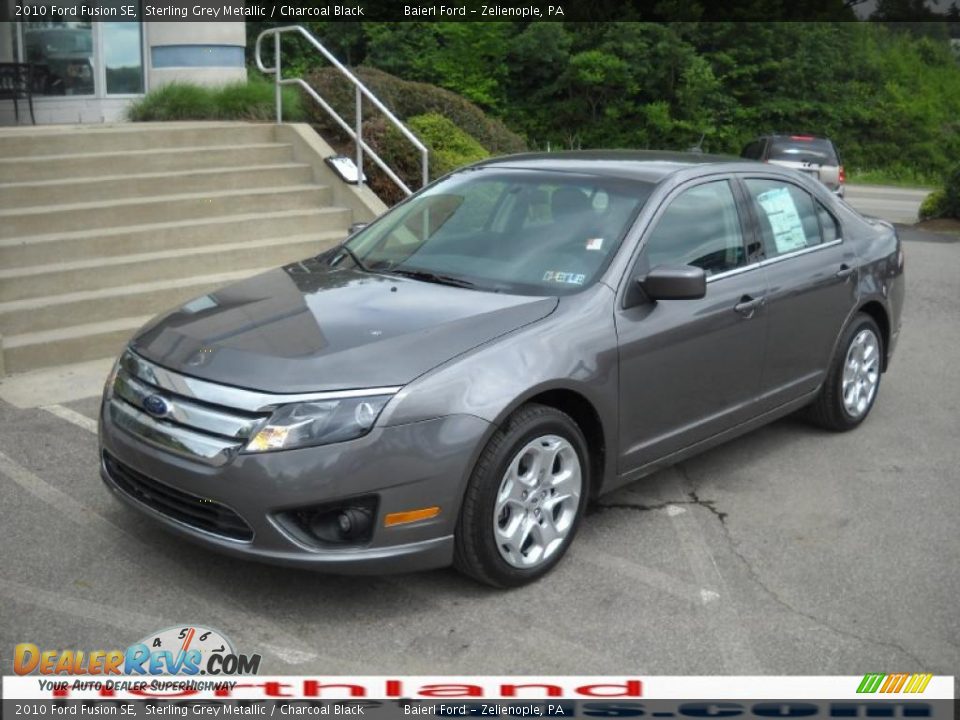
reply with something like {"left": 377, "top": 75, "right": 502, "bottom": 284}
{"left": 472, "top": 150, "right": 747, "bottom": 184}
{"left": 761, "top": 133, "right": 834, "bottom": 142}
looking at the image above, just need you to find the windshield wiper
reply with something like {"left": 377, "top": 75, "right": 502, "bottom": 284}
{"left": 383, "top": 268, "right": 478, "bottom": 289}
{"left": 331, "top": 244, "right": 368, "bottom": 272}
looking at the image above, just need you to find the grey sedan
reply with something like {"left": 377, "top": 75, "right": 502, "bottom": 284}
{"left": 98, "top": 151, "right": 904, "bottom": 587}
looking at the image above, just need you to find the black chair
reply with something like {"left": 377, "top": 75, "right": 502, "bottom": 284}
{"left": 0, "top": 63, "right": 39, "bottom": 125}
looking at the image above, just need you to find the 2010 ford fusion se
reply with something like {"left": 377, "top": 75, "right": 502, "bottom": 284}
{"left": 99, "top": 151, "right": 904, "bottom": 587}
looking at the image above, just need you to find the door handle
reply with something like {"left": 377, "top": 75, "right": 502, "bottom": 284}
{"left": 836, "top": 264, "right": 855, "bottom": 279}
{"left": 734, "top": 295, "right": 765, "bottom": 318}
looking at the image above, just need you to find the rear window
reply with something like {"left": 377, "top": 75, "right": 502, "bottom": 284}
{"left": 767, "top": 137, "right": 839, "bottom": 165}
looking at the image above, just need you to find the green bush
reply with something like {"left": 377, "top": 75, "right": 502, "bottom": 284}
{"left": 406, "top": 113, "right": 489, "bottom": 176}
{"left": 128, "top": 83, "right": 216, "bottom": 121}
{"left": 942, "top": 166, "right": 960, "bottom": 219}
{"left": 919, "top": 165, "right": 960, "bottom": 220}
{"left": 302, "top": 66, "right": 526, "bottom": 155}
{"left": 128, "top": 79, "right": 304, "bottom": 122}
{"left": 919, "top": 189, "right": 946, "bottom": 220}
{"left": 298, "top": 66, "right": 523, "bottom": 204}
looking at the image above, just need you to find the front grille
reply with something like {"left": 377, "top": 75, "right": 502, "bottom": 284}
{"left": 103, "top": 451, "right": 254, "bottom": 542}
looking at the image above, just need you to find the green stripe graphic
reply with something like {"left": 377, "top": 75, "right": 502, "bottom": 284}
{"left": 857, "top": 674, "right": 886, "bottom": 693}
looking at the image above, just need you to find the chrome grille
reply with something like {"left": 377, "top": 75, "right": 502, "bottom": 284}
{"left": 107, "top": 349, "right": 402, "bottom": 466}
{"left": 108, "top": 351, "right": 267, "bottom": 466}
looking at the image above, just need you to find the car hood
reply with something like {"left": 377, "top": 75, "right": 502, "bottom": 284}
{"left": 130, "top": 258, "right": 558, "bottom": 393}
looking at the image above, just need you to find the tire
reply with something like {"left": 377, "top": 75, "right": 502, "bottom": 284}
{"left": 454, "top": 403, "right": 590, "bottom": 588}
{"left": 807, "top": 312, "right": 884, "bottom": 432}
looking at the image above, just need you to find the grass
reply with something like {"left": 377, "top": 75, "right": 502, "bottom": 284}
{"left": 846, "top": 167, "right": 939, "bottom": 189}
{"left": 128, "top": 78, "right": 305, "bottom": 122}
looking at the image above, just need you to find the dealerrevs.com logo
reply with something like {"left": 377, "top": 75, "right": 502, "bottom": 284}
{"left": 14, "top": 625, "right": 261, "bottom": 676}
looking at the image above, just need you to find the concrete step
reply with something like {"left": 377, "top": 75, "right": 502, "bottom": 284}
{"left": 0, "top": 230, "right": 343, "bottom": 335}
{"left": 3, "top": 315, "right": 155, "bottom": 375}
{"left": 0, "top": 262, "right": 310, "bottom": 336}
{"left": 0, "top": 185, "right": 331, "bottom": 239}
{"left": 0, "top": 268, "right": 267, "bottom": 337}
{"left": 0, "top": 208, "right": 350, "bottom": 268}
{"left": 0, "top": 143, "right": 294, "bottom": 182}
{"left": 0, "top": 122, "right": 276, "bottom": 158}
{"left": 0, "top": 234, "right": 336, "bottom": 302}
{"left": 0, "top": 163, "right": 314, "bottom": 209}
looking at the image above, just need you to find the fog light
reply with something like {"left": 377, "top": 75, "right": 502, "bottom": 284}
{"left": 278, "top": 496, "right": 379, "bottom": 548}
{"left": 308, "top": 506, "right": 373, "bottom": 544}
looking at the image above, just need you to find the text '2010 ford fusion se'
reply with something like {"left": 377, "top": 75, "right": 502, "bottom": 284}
{"left": 98, "top": 151, "right": 904, "bottom": 587}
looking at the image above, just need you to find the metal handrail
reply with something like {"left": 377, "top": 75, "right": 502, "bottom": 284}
{"left": 254, "top": 25, "right": 429, "bottom": 196}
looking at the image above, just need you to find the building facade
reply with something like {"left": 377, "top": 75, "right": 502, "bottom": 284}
{"left": 1, "top": 20, "right": 247, "bottom": 125}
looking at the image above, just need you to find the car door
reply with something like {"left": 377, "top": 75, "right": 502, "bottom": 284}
{"left": 738, "top": 176, "right": 859, "bottom": 407}
{"left": 615, "top": 178, "right": 768, "bottom": 476}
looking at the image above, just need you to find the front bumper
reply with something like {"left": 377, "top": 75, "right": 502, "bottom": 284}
{"left": 99, "top": 401, "right": 490, "bottom": 574}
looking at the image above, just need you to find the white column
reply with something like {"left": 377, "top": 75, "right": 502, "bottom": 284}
{"left": 145, "top": 22, "right": 247, "bottom": 89}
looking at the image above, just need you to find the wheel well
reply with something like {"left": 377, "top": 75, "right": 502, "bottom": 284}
{"left": 858, "top": 300, "right": 890, "bottom": 371}
{"left": 525, "top": 389, "right": 606, "bottom": 497}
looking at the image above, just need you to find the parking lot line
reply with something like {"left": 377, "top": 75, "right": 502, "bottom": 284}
{"left": 662, "top": 465, "right": 762, "bottom": 673}
{"left": 0, "top": 358, "right": 113, "bottom": 409}
{"left": 0, "top": 578, "right": 171, "bottom": 639}
{"left": 42, "top": 403, "right": 98, "bottom": 434}
{"left": 567, "top": 544, "right": 705, "bottom": 606}
{"left": 0, "top": 448, "right": 332, "bottom": 670}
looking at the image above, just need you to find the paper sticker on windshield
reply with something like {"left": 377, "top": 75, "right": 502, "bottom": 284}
{"left": 756, "top": 187, "right": 808, "bottom": 254}
{"left": 585, "top": 237, "right": 604, "bottom": 251}
{"left": 544, "top": 271, "right": 586, "bottom": 285}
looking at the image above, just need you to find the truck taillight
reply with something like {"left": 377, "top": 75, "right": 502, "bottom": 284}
{"left": 839, "top": 165, "right": 846, "bottom": 184}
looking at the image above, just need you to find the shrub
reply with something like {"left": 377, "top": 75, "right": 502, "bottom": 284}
{"left": 919, "top": 165, "right": 960, "bottom": 220}
{"left": 128, "top": 78, "right": 304, "bottom": 122}
{"left": 214, "top": 78, "right": 304, "bottom": 121}
{"left": 302, "top": 66, "right": 526, "bottom": 155}
{"left": 356, "top": 113, "right": 491, "bottom": 206}
{"left": 918, "top": 189, "right": 946, "bottom": 220}
{"left": 406, "top": 113, "right": 489, "bottom": 176}
{"left": 941, "top": 165, "right": 960, "bottom": 219}
{"left": 128, "top": 83, "right": 216, "bottom": 121}
{"left": 299, "top": 66, "right": 524, "bottom": 204}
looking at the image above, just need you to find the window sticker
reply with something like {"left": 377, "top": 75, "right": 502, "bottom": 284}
{"left": 585, "top": 237, "right": 604, "bottom": 251}
{"left": 543, "top": 271, "right": 587, "bottom": 285}
{"left": 756, "top": 187, "right": 808, "bottom": 253}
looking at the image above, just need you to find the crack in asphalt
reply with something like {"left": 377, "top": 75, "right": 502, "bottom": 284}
{"left": 590, "top": 494, "right": 728, "bottom": 522}
{"left": 595, "top": 463, "right": 927, "bottom": 667}
{"left": 682, "top": 464, "right": 928, "bottom": 668}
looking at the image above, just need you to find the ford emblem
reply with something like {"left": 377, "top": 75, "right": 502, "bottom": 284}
{"left": 142, "top": 394, "right": 171, "bottom": 418}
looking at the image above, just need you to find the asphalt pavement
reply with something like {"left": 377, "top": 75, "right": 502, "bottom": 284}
{"left": 0, "top": 200, "right": 957, "bottom": 677}
{"left": 845, "top": 184, "right": 931, "bottom": 224}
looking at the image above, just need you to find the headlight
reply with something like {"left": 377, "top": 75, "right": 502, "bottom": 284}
{"left": 245, "top": 395, "right": 392, "bottom": 453}
{"left": 103, "top": 355, "right": 122, "bottom": 401}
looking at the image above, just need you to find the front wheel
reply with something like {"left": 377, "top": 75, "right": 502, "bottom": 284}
{"left": 807, "top": 313, "right": 884, "bottom": 431}
{"left": 454, "top": 403, "right": 589, "bottom": 588}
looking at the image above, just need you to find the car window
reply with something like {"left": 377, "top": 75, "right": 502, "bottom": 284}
{"left": 816, "top": 201, "right": 841, "bottom": 243}
{"left": 744, "top": 179, "right": 823, "bottom": 258}
{"left": 642, "top": 180, "right": 746, "bottom": 277}
{"left": 766, "top": 137, "right": 838, "bottom": 165}
{"left": 346, "top": 170, "right": 654, "bottom": 296}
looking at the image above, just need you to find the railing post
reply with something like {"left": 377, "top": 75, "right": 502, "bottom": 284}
{"left": 274, "top": 33, "right": 282, "bottom": 124}
{"left": 255, "top": 26, "right": 428, "bottom": 197}
{"left": 355, "top": 86, "right": 363, "bottom": 187}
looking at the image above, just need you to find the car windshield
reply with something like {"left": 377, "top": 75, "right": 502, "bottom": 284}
{"left": 343, "top": 169, "right": 653, "bottom": 296}
{"left": 768, "top": 137, "right": 839, "bottom": 165}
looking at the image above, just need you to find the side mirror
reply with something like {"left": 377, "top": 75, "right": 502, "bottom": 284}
{"left": 639, "top": 265, "right": 706, "bottom": 301}
{"left": 348, "top": 222, "right": 368, "bottom": 236}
